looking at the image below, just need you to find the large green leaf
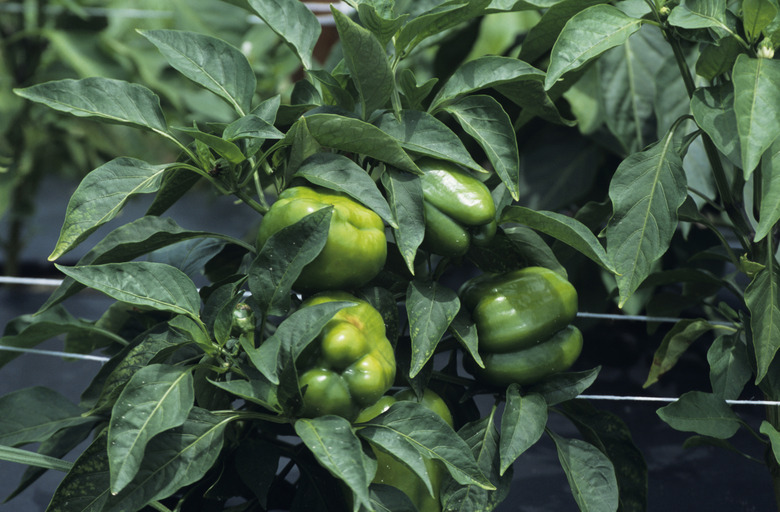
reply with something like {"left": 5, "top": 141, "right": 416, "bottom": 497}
{"left": 303, "top": 114, "right": 420, "bottom": 173}
{"left": 667, "top": 0, "right": 730, "bottom": 32}
{"left": 295, "top": 152, "right": 397, "bottom": 227}
{"left": 14, "top": 77, "right": 168, "bottom": 134}
{"left": 173, "top": 126, "right": 246, "bottom": 164}
{"left": 247, "top": 0, "right": 320, "bottom": 69}
{"left": 429, "top": 55, "right": 545, "bottom": 112}
{"left": 707, "top": 333, "right": 752, "bottom": 401}
{"left": 0, "top": 387, "right": 90, "bottom": 447}
{"left": 381, "top": 169, "right": 426, "bottom": 275}
{"left": 643, "top": 319, "right": 720, "bottom": 387}
{"left": 108, "top": 364, "right": 194, "bottom": 493}
{"left": 332, "top": 8, "right": 394, "bottom": 118}
{"left": 500, "top": 206, "right": 615, "bottom": 273}
{"left": 746, "top": 267, "right": 780, "bottom": 383}
{"left": 46, "top": 430, "right": 111, "bottom": 511}
{"left": 545, "top": 4, "right": 643, "bottom": 90}
{"left": 56, "top": 261, "right": 202, "bottom": 320}
{"left": 690, "top": 82, "right": 742, "bottom": 168}
{"left": 656, "top": 391, "right": 740, "bottom": 439}
{"left": 140, "top": 30, "right": 256, "bottom": 115}
{"left": 295, "top": 416, "right": 374, "bottom": 512}
{"left": 374, "top": 110, "right": 485, "bottom": 173}
{"left": 550, "top": 431, "right": 619, "bottom": 512}
{"left": 605, "top": 131, "right": 688, "bottom": 307}
{"left": 499, "top": 388, "right": 547, "bottom": 475}
{"left": 444, "top": 95, "right": 520, "bottom": 200}
{"left": 755, "top": 140, "right": 780, "bottom": 241}
{"left": 732, "top": 54, "right": 780, "bottom": 178}
{"left": 406, "top": 281, "right": 460, "bottom": 378}
{"left": 48, "top": 157, "right": 170, "bottom": 261}
{"left": 395, "top": 0, "right": 491, "bottom": 56}
{"left": 743, "top": 0, "right": 778, "bottom": 43}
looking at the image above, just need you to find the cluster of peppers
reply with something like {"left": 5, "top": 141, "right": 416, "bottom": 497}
{"left": 251, "top": 158, "right": 583, "bottom": 510}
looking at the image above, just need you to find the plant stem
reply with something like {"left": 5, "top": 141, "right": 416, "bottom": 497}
{"left": 235, "top": 188, "right": 269, "bottom": 214}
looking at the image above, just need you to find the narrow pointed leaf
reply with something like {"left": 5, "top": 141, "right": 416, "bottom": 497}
{"left": 224, "top": 113, "right": 284, "bottom": 141}
{"left": 173, "top": 126, "right": 246, "bottom": 163}
{"left": 295, "top": 416, "right": 373, "bottom": 512}
{"left": 406, "top": 281, "right": 460, "bottom": 378}
{"left": 55, "top": 261, "right": 201, "bottom": 319}
{"left": 656, "top": 391, "right": 740, "bottom": 439}
{"left": 545, "top": 4, "right": 643, "bottom": 90}
{"left": 755, "top": 141, "right": 780, "bottom": 241}
{"left": 732, "top": 55, "right": 780, "bottom": 178}
{"left": 448, "top": 309, "right": 484, "bottom": 368}
{"left": 500, "top": 205, "right": 615, "bottom": 273}
{"left": 549, "top": 432, "right": 619, "bottom": 512}
{"left": 499, "top": 388, "right": 547, "bottom": 475}
{"left": 247, "top": 0, "right": 320, "bottom": 69}
{"left": 445, "top": 95, "right": 520, "bottom": 200}
{"left": 48, "top": 158, "right": 170, "bottom": 260}
{"left": 605, "top": 132, "right": 687, "bottom": 307}
{"left": 528, "top": 367, "right": 601, "bottom": 406}
{"left": 140, "top": 29, "right": 256, "bottom": 115}
{"left": 396, "top": 0, "right": 491, "bottom": 55}
{"left": 643, "top": 319, "right": 718, "bottom": 387}
{"left": 746, "top": 267, "right": 780, "bottom": 383}
{"left": 381, "top": 169, "right": 425, "bottom": 275}
{"left": 295, "top": 153, "right": 396, "bottom": 228}
{"left": 108, "top": 364, "right": 194, "bottom": 493}
{"left": 332, "top": 8, "right": 393, "bottom": 118}
{"left": 14, "top": 77, "right": 168, "bottom": 134}
{"left": 0, "top": 445, "right": 73, "bottom": 472}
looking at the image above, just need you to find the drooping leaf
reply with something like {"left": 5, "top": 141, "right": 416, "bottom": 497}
{"left": 247, "top": 0, "right": 320, "bottom": 69}
{"left": 295, "top": 152, "right": 396, "bottom": 227}
{"left": 295, "top": 416, "right": 374, "bottom": 512}
{"left": 500, "top": 205, "right": 615, "bottom": 273}
{"left": 173, "top": 126, "right": 246, "bottom": 164}
{"left": 381, "top": 169, "right": 426, "bottom": 275}
{"left": 14, "top": 77, "right": 168, "bottom": 134}
{"left": 605, "top": 131, "right": 688, "bottom": 307}
{"left": 667, "top": 0, "right": 730, "bottom": 33}
{"left": 444, "top": 95, "right": 520, "bottom": 200}
{"left": 643, "top": 319, "right": 719, "bottom": 388}
{"left": 46, "top": 430, "right": 111, "bottom": 511}
{"left": 656, "top": 390, "right": 741, "bottom": 439}
{"left": 139, "top": 29, "right": 256, "bottom": 115}
{"left": 374, "top": 110, "right": 485, "bottom": 173}
{"left": 544, "top": 4, "right": 643, "bottom": 90}
{"left": 448, "top": 309, "right": 484, "bottom": 369}
{"left": 760, "top": 421, "right": 780, "bottom": 468}
{"left": 249, "top": 208, "right": 332, "bottom": 317}
{"left": 405, "top": 281, "right": 460, "bottom": 378}
{"left": 499, "top": 388, "right": 547, "bottom": 475}
{"left": 732, "top": 54, "right": 780, "bottom": 178}
{"left": 528, "top": 367, "right": 601, "bottom": 406}
{"left": 396, "top": 0, "right": 491, "bottom": 56}
{"left": 549, "top": 431, "right": 620, "bottom": 512}
{"left": 746, "top": 267, "right": 780, "bottom": 384}
{"left": 332, "top": 8, "right": 394, "bottom": 118}
{"left": 55, "top": 261, "right": 202, "bottom": 320}
{"left": 755, "top": 141, "right": 780, "bottom": 241}
{"left": 223, "top": 113, "right": 285, "bottom": 141}
{"left": 48, "top": 158, "right": 170, "bottom": 260}
{"left": 0, "top": 387, "right": 90, "bottom": 447}
{"left": 690, "top": 82, "right": 742, "bottom": 168}
{"left": 707, "top": 332, "right": 752, "bottom": 401}
{"left": 108, "top": 364, "right": 194, "bottom": 493}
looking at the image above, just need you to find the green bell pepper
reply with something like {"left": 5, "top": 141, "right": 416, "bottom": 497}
{"left": 355, "top": 388, "right": 453, "bottom": 512}
{"left": 257, "top": 186, "right": 387, "bottom": 292}
{"left": 418, "top": 158, "right": 497, "bottom": 258}
{"left": 296, "top": 292, "right": 396, "bottom": 420}
{"left": 460, "top": 267, "right": 582, "bottom": 386}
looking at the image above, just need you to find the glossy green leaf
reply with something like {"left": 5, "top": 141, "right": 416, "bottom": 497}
{"left": 695, "top": 37, "right": 743, "bottom": 81}
{"left": 332, "top": 8, "right": 393, "bottom": 118}
{"left": 173, "top": 126, "right": 246, "bottom": 163}
{"left": 55, "top": 261, "right": 202, "bottom": 319}
{"left": 549, "top": 431, "right": 619, "bottom": 512}
{"left": 139, "top": 30, "right": 256, "bottom": 115}
{"left": 755, "top": 140, "right": 780, "bottom": 241}
{"left": 544, "top": 4, "right": 643, "bottom": 90}
{"left": 48, "top": 157, "right": 170, "bottom": 261}
{"left": 223, "top": 113, "right": 284, "bottom": 141}
{"left": 303, "top": 114, "right": 420, "bottom": 173}
{"left": 656, "top": 391, "right": 740, "bottom": 439}
{"left": 108, "top": 364, "right": 194, "bottom": 493}
{"left": 760, "top": 421, "right": 780, "bottom": 467}
{"left": 396, "top": 0, "right": 491, "bottom": 56}
{"left": 247, "top": 0, "right": 320, "bottom": 69}
{"left": 249, "top": 208, "right": 332, "bottom": 317}
{"left": 359, "top": 401, "right": 495, "bottom": 490}
{"left": 14, "top": 77, "right": 168, "bottom": 134}
{"left": 690, "top": 83, "right": 742, "bottom": 168}
{"left": 357, "top": 4, "right": 409, "bottom": 46}
{"left": 374, "top": 110, "right": 485, "bottom": 173}
{"left": 295, "top": 416, "right": 373, "bottom": 512}
{"left": 500, "top": 205, "right": 615, "bottom": 273}
{"left": 708, "top": 333, "right": 752, "bottom": 400}
{"left": 429, "top": 56, "right": 545, "bottom": 112}
{"left": 643, "top": 319, "right": 718, "bottom": 387}
{"left": 0, "top": 387, "right": 89, "bottom": 447}
{"left": 742, "top": 0, "right": 777, "bottom": 43}
{"left": 605, "top": 131, "right": 687, "bottom": 307}
{"left": 499, "top": 388, "right": 547, "bottom": 475}
{"left": 746, "top": 267, "right": 780, "bottom": 383}
{"left": 103, "top": 408, "right": 228, "bottom": 512}
{"left": 208, "top": 369, "right": 280, "bottom": 413}
{"left": 295, "top": 153, "right": 397, "bottom": 227}
{"left": 406, "top": 281, "right": 460, "bottom": 378}
{"left": 528, "top": 367, "right": 601, "bottom": 406}
{"left": 445, "top": 95, "right": 520, "bottom": 200}
{"left": 448, "top": 309, "right": 484, "bottom": 369}
{"left": 380, "top": 169, "right": 425, "bottom": 275}
{"left": 667, "top": 0, "right": 729, "bottom": 31}
{"left": 733, "top": 55, "right": 780, "bottom": 178}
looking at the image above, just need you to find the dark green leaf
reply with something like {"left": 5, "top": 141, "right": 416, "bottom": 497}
{"left": 528, "top": 367, "right": 601, "bottom": 406}
{"left": 708, "top": 332, "right": 752, "bottom": 400}
{"left": 247, "top": 0, "right": 320, "bottom": 69}
{"left": 695, "top": 37, "right": 743, "bottom": 81}
{"left": 448, "top": 309, "right": 484, "bottom": 369}
{"left": 173, "top": 125, "right": 246, "bottom": 163}
{"left": 46, "top": 430, "right": 111, "bottom": 511}
{"left": 743, "top": 0, "right": 778, "bottom": 43}
{"left": 0, "top": 387, "right": 89, "bottom": 447}
{"left": 357, "top": 4, "right": 409, "bottom": 47}
{"left": 406, "top": 281, "right": 460, "bottom": 378}
{"left": 499, "top": 388, "right": 547, "bottom": 475}
{"left": 381, "top": 169, "right": 425, "bottom": 275}
{"left": 746, "top": 267, "right": 780, "bottom": 383}
{"left": 756, "top": 140, "right": 780, "bottom": 241}
{"left": 690, "top": 82, "right": 742, "bottom": 168}
{"left": 396, "top": 0, "right": 491, "bottom": 56}
{"left": 656, "top": 391, "right": 740, "bottom": 439}
{"left": 223, "top": 113, "right": 285, "bottom": 141}
{"left": 668, "top": 0, "right": 729, "bottom": 31}
{"left": 643, "top": 319, "right": 718, "bottom": 388}
{"left": 208, "top": 369, "right": 280, "bottom": 413}
{"left": 0, "top": 445, "right": 73, "bottom": 473}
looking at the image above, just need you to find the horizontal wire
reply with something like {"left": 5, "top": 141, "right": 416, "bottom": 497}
{"left": 0, "top": 345, "right": 110, "bottom": 363}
